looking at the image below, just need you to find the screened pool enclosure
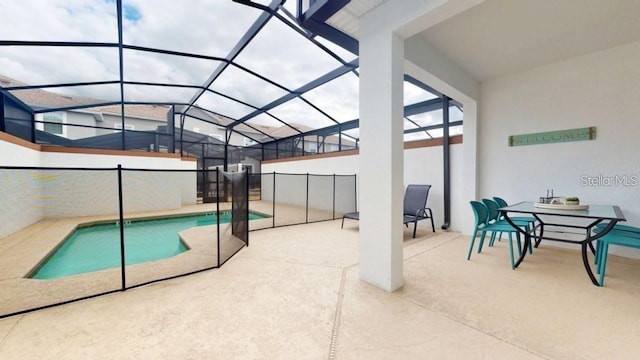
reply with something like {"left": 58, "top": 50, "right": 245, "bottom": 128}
{"left": 0, "top": 0, "right": 463, "bottom": 167}
{"left": 0, "top": 0, "right": 463, "bottom": 319}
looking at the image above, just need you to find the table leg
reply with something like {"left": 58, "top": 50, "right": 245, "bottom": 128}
{"left": 535, "top": 222, "right": 543, "bottom": 248}
{"left": 502, "top": 212, "right": 529, "bottom": 268}
{"left": 582, "top": 219, "right": 619, "bottom": 286}
{"left": 514, "top": 232, "right": 529, "bottom": 267}
{"left": 581, "top": 243, "right": 599, "bottom": 286}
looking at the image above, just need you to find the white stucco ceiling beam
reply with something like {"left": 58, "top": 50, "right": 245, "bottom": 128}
{"left": 355, "top": 0, "right": 483, "bottom": 39}
{"left": 404, "top": 36, "right": 479, "bottom": 103}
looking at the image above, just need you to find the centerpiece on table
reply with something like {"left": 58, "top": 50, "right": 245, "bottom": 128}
{"left": 565, "top": 196, "right": 580, "bottom": 205}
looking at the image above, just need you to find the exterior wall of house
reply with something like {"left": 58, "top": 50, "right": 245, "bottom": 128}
{"left": 179, "top": 114, "right": 250, "bottom": 146}
{"left": 479, "top": 41, "right": 640, "bottom": 257}
{"left": 103, "top": 113, "right": 167, "bottom": 132}
{"left": 65, "top": 111, "right": 100, "bottom": 139}
{"left": 38, "top": 110, "right": 170, "bottom": 141}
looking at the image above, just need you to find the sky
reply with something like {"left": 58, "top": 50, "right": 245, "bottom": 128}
{"left": 0, "top": 0, "right": 458, "bottom": 140}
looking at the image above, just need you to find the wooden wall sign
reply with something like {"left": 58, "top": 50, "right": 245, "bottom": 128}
{"left": 508, "top": 127, "right": 596, "bottom": 147}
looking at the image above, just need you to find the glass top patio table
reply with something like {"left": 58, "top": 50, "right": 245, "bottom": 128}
{"left": 498, "top": 201, "right": 626, "bottom": 286}
{"left": 500, "top": 201, "right": 625, "bottom": 220}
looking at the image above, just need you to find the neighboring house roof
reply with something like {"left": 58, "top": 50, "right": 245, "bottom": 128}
{"left": 89, "top": 104, "right": 170, "bottom": 121}
{"left": 1, "top": 74, "right": 353, "bottom": 146}
{"left": 1, "top": 74, "right": 98, "bottom": 110}
{"left": 266, "top": 123, "right": 307, "bottom": 138}
{"left": 249, "top": 122, "right": 353, "bottom": 147}
{"left": 0, "top": 74, "right": 170, "bottom": 121}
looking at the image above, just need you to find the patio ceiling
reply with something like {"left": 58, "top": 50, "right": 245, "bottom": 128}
{"left": 0, "top": 0, "right": 461, "bottom": 145}
{"left": 327, "top": 0, "right": 640, "bottom": 82}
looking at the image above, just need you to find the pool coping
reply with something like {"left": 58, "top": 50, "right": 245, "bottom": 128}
{"left": 0, "top": 200, "right": 336, "bottom": 316}
{"left": 25, "top": 208, "right": 273, "bottom": 279}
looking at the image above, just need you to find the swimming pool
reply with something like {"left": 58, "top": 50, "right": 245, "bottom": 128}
{"left": 30, "top": 212, "right": 263, "bottom": 279}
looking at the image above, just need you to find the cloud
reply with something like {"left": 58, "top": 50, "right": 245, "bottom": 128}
{"left": 207, "top": 64, "right": 289, "bottom": 109}
{"left": 0, "top": 0, "right": 118, "bottom": 42}
{"left": 0, "top": 1, "right": 347, "bottom": 120}
{"left": 0, "top": 0, "right": 443, "bottom": 135}
{"left": 302, "top": 72, "right": 360, "bottom": 122}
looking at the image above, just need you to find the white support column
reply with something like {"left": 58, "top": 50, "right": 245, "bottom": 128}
{"left": 358, "top": 24, "right": 405, "bottom": 291}
{"left": 460, "top": 101, "right": 478, "bottom": 232}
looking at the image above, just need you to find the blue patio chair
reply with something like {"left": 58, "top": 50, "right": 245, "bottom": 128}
{"left": 467, "top": 200, "right": 524, "bottom": 269}
{"left": 490, "top": 197, "right": 536, "bottom": 253}
{"left": 493, "top": 197, "right": 537, "bottom": 232}
{"left": 593, "top": 223, "right": 640, "bottom": 267}
{"left": 593, "top": 223, "right": 640, "bottom": 286}
{"left": 482, "top": 199, "right": 533, "bottom": 251}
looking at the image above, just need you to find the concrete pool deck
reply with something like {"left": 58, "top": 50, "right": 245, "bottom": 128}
{"left": 1, "top": 216, "right": 640, "bottom": 358}
{"left": 0, "top": 201, "right": 330, "bottom": 316}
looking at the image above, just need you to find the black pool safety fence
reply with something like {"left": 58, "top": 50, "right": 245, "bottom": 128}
{"left": 0, "top": 166, "right": 357, "bottom": 318}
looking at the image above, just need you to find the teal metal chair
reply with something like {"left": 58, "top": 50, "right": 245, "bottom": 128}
{"left": 491, "top": 197, "right": 537, "bottom": 252}
{"left": 594, "top": 223, "right": 640, "bottom": 268}
{"left": 593, "top": 223, "right": 640, "bottom": 286}
{"left": 493, "top": 197, "right": 537, "bottom": 231}
{"left": 482, "top": 198, "right": 533, "bottom": 254}
{"left": 468, "top": 200, "right": 525, "bottom": 269}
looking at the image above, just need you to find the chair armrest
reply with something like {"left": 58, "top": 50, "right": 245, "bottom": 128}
{"left": 414, "top": 208, "right": 432, "bottom": 218}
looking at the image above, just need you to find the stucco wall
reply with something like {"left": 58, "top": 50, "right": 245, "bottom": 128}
{"left": 0, "top": 137, "right": 42, "bottom": 238}
{"left": 479, "top": 41, "right": 640, "bottom": 256}
{"left": 257, "top": 171, "right": 357, "bottom": 215}
{"left": 0, "top": 135, "right": 40, "bottom": 167}
{"left": 261, "top": 155, "right": 359, "bottom": 214}
{"left": 261, "top": 142, "right": 464, "bottom": 231}
{"left": 0, "top": 168, "right": 44, "bottom": 239}
{"left": 0, "top": 138, "right": 198, "bottom": 238}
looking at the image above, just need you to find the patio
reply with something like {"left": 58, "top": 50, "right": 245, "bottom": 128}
{"left": 0, "top": 200, "right": 334, "bottom": 316}
{"left": 1, "top": 220, "right": 638, "bottom": 359}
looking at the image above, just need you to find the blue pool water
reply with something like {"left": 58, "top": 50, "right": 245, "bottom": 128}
{"left": 31, "top": 212, "right": 263, "bottom": 279}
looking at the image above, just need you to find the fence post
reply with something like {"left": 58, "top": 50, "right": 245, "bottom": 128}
{"left": 201, "top": 143, "right": 206, "bottom": 200}
{"left": 216, "top": 168, "right": 220, "bottom": 267}
{"left": 306, "top": 173, "right": 309, "bottom": 223}
{"left": 332, "top": 174, "right": 336, "bottom": 220}
{"left": 272, "top": 171, "right": 276, "bottom": 228}
{"left": 354, "top": 174, "right": 358, "bottom": 212}
{"left": 245, "top": 168, "right": 250, "bottom": 247}
{"left": 117, "top": 164, "right": 126, "bottom": 290}
{"left": 0, "top": 94, "right": 5, "bottom": 133}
